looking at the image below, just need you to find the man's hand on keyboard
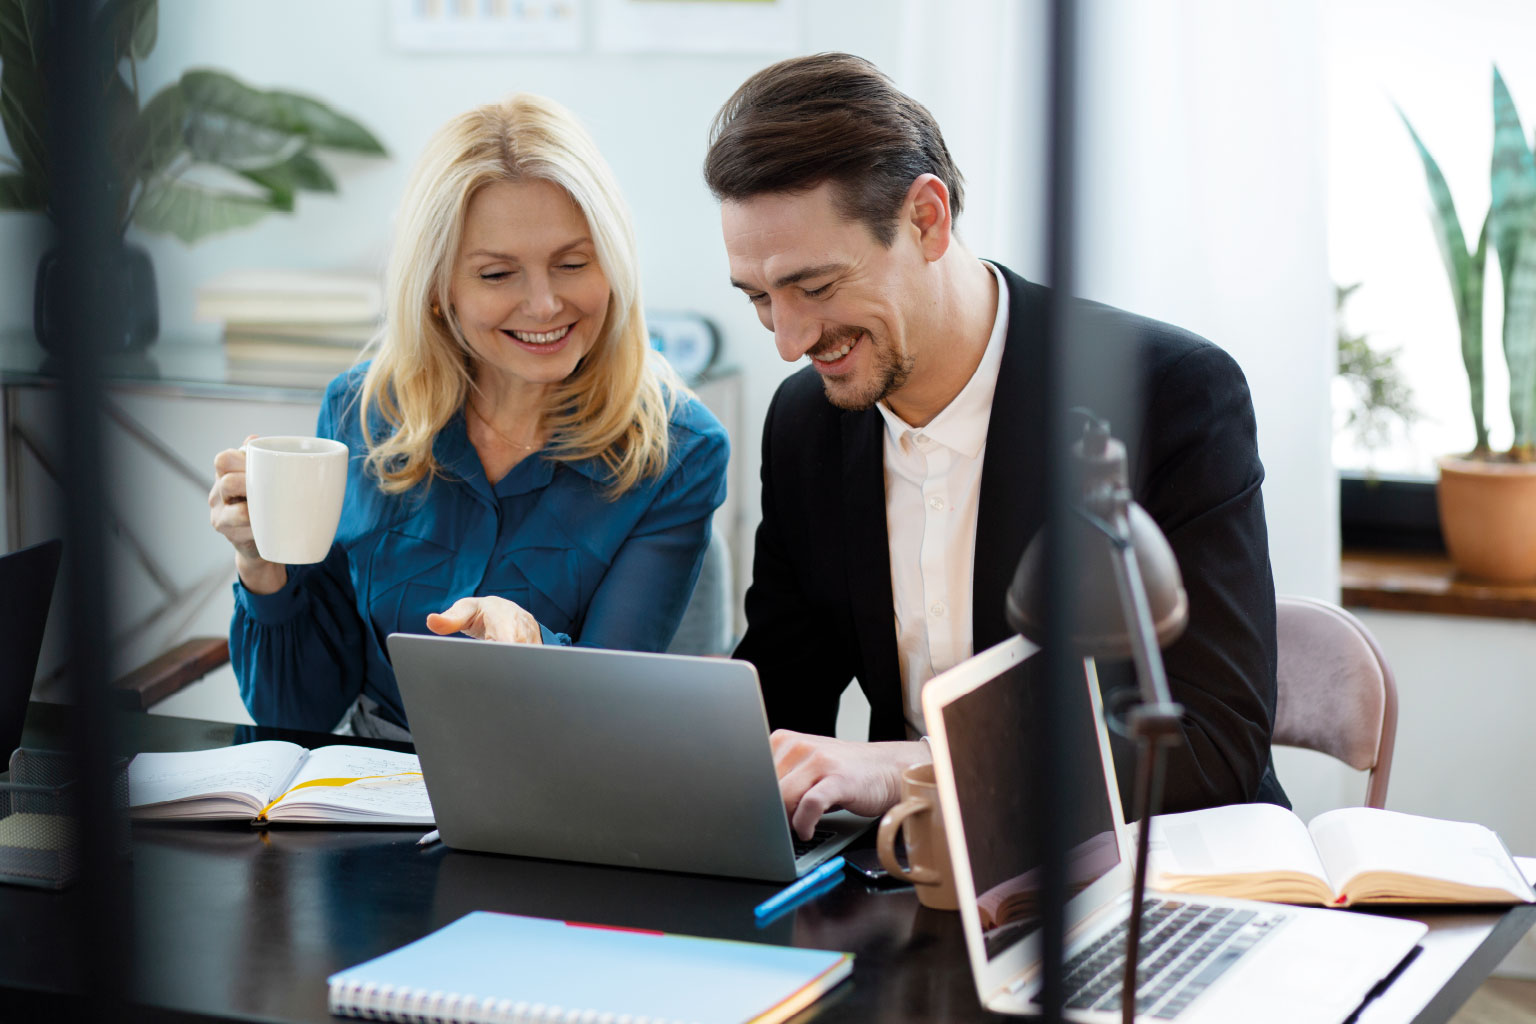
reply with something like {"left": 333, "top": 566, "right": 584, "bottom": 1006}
{"left": 770, "top": 731, "right": 931, "bottom": 841}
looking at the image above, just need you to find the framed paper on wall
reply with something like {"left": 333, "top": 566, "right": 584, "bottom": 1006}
{"left": 593, "top": 0, "right": 804, "bottom": 55}
{"left": 390, "top": 0, "right": 584, "bottom": 54}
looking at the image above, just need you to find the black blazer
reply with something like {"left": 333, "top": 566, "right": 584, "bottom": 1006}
{"left": 734, "top": 263, "right": 1288, "bottom": 815}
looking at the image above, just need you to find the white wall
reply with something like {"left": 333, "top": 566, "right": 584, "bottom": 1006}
{"left": 1077, "top": 0, "right": 1336, "bottom": 601}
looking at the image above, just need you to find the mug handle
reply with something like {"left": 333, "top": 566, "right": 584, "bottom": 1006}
{"left": 877, "top": 796, "right": 940, "bottom": 885}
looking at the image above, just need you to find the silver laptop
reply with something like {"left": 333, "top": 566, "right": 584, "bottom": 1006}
{"left": 387, "top": 634, "right": 871, "bottom": 882}
{"left": 923, "top": 636, "right": 1427, "bottom": 1023}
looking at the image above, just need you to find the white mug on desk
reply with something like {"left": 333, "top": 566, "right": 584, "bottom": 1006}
{"left": 244, "top": 436, "right": 348, "bottom": 564}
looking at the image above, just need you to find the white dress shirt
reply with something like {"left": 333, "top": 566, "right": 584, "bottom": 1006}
{"left": 877, "top": 261, "right": 1009, "bottom": 737}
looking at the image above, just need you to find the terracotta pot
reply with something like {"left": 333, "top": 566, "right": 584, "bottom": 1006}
{"left": 1436, "top": 455, "right": 1536, "bottom": 583}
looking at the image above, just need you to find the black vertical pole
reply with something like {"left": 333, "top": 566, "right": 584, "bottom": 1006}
{"left": 1035, "top": 0, "right": 1082, "bottom": 1019}
{"left": 47, "top": 0, "right": 130, "bottom": 1014}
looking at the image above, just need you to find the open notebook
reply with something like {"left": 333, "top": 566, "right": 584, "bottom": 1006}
{"left": 128, "top": 741, "right": 432, "bottom": 825}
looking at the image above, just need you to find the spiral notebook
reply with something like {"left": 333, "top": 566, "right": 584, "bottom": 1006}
{"left": 326, "top": 911, "right": 853, "bottom": 1024}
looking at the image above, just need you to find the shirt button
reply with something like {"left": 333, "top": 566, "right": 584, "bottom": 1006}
{"left": 929, "top": 496, "right": 945, "bottom": 511}
{"left": 930, "top": 601, "right": 946, "bottom": 618}
{"left": 915, "top": 433, "right": 931, "bottom": 447}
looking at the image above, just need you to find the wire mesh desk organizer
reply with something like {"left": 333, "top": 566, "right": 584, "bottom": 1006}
{"left": 0, "top": 748, "right": 129, "bottom": 889}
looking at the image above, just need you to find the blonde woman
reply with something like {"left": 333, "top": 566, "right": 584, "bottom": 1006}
{"left": 208, "top": 95, "right": 728, "bottom": 736}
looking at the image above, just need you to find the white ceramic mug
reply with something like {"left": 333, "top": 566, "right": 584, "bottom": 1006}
{"left": 244, "top": 436, "right": 348, "bottom": 565}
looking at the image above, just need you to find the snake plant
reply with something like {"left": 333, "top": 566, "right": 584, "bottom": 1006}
{"left": 0, "top": 0, "right": 387, "bottom": 244}
{"left": 1400, "top": 66, "right": 1536, "bottom": 460}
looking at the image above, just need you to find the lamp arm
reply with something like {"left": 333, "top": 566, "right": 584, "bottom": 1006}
{"left": 1106, "top": 514, "right": 1184, "bottom": 1024}
{"left": 1107, "top": 526, "right": 1182, "bottom": 717}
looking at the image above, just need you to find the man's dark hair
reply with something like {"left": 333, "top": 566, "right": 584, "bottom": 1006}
{"left": 703, "top": 52, "right": 965, "bottom": 246}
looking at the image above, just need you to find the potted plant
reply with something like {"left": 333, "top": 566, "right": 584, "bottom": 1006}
{"left": 1336, "top": 281, "right": 1421, "bottom": 473}
{"left": 1399, "top": 66, "right": 1536, "bottom": 582}
{"left": 0, "top": 0, "right": 386, "bottom": 350}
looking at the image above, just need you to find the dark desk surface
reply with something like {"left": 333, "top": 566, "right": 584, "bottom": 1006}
{"left": 5, "top": 702, "right": 988, "bottom": 1023}
{"left": 4, "top": 702, "right": 1531, "bottom": 1024}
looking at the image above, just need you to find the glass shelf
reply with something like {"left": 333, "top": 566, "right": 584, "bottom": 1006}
{"left": 0, "top": 332, "right": 332, "bottom": 403}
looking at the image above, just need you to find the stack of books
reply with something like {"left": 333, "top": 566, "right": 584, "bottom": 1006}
{"left": 198, "top": 270, "right": 383, "bottom": 386}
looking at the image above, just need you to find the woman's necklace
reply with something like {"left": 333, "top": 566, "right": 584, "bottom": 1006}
{"left": 468, "top": 401, "right": 543, "bottom": 453}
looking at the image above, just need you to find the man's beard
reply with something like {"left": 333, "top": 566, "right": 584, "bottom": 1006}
{"left": 811, "top": 327, "right": 914, "bottom": 412}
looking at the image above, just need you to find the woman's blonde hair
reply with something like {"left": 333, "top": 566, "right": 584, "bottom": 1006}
{"left": 359, "top": 93, "right": 677, "bottom": 496}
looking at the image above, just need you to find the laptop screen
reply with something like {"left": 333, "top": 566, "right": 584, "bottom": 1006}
{"left": 939, "top": 653, "right": 1121, "bottom": 960}
{"left": 0, "top": 539, "right": 62, "bottom": 757}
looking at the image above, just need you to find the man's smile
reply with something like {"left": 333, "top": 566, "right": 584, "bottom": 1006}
{"left": 809, "top": 330, "right": 866, "bottom": 373}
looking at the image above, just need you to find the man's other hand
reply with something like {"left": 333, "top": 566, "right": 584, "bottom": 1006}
{"left": 770, "top": 730, "right": 930, "bottom": 841}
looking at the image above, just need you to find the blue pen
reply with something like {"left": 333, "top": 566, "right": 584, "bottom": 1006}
{"left": 753, "top": 856, "right": 847, "bottom": 921}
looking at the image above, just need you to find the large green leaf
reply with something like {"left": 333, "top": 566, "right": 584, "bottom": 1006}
{"left": 1399, "top": 108, "right": 1490, "bottom": 451}
{"left": 96, "top": 0, "right": 156, "bottom": 66}
{"left": 132, "top": 176, "right": 279, "bottom": 243}
{"left": 0, "top": 0, "right": 43, "bottom": 72}
{"left": 131, "top": 0, "right": 156, "bottom": 58}
{"left": 239, "top": 148, "right": 336, "bottom": 211}
{"left": 179, "top": 70, "right": 386, "bottom": 172}
{"left": 127, "top": 83, "right": 187, "bottom": 180}
{"left": 1490, "top": 67, "right": 1536, "bottom": 453}
{"left": 0, "top": 169, "right": 42, "bottom": 210}
{"left": 180, "top": 70, "right": 308, "bottom": 171}
{"left": 1399, "top": 109, "right": 1475, "bottom": 319}
{"left": 266, "top": 90, "right": 386, "bottom": 155}
{"left": 103, "top": 69, "right": 138, "bottom": 216}
{"left": 1467, "top": 214, "right": 1491, "bottom": 454}
{"left": 1398, "top": 106, "right": 1488, "bottom": 450}
{"left": 1490, "top": 67, "right": 1536, "bottom": 292}
{"left": 1506, "top": 214, "right": 1536, "bottom": 452}
{"left": 0, "top": 0, "right": 47, "bottom": 182}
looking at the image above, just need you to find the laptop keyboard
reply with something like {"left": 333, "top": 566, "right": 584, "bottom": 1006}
{"left": 792, "top": 828, "right": 835, "bottom": 858}
{"left": 1060, "top": 898, "right": 1286, "bottom": 1019}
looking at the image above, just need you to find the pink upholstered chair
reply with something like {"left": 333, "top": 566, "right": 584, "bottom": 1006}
{"left": 1273, "top": 595, "right": 1398, "bottom": 808}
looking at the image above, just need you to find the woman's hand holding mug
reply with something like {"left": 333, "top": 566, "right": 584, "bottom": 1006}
{"left": 209, "top": 436, "right": 288, "bottom": 595}
{"left": 210, "top": 435, "right": 349, "bottom": 595}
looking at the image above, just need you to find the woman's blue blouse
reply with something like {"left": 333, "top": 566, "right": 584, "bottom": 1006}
{"left": 230, "top": 365, "right": 729, "bottom": 732}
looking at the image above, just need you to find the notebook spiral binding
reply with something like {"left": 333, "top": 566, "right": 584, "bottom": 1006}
{"left": 328, "top": 978, "right": 692, "bottom": 1024}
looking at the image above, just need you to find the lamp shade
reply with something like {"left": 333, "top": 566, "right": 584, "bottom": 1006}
{"left": 1004, "top": 426, "right": 1189, "bottom": 658}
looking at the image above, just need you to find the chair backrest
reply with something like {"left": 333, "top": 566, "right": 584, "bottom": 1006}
{"left": 666, "top": 528, "right": 735, "bottom": 657}
{"left": 1273, "top": 595, "right": 1397, "bottom": 808}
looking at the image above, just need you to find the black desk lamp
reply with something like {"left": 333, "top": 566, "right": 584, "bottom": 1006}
{"left": 1006, "top": 409, "right": 1188, "bottom": 1024}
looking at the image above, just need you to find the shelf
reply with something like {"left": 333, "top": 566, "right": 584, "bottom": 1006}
{"left": 1341, "top": 549, "right": 1536, "bottom": 621}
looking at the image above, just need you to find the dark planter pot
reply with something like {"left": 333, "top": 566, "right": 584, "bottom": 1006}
{"left": 34, "top": 242, "right": 159, "bottom": 351}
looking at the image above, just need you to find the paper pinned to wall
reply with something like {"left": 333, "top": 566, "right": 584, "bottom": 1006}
{"left": 593, "top": 0, "right": 803, "bottom": 54}
{"left": 391, "top": 0, "right": 584, "bottom": 53}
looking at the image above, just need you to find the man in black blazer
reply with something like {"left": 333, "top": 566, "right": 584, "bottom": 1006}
{"left": 705, "top": 54, "right": 1287, "bottom": 840}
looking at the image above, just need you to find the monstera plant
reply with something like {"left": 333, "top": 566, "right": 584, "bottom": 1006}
{"left": 1399, "top": 66, "right": 1536, "bottom": 581}
{"left": 0, "top": 0, "right": 386, "bottom": 347}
